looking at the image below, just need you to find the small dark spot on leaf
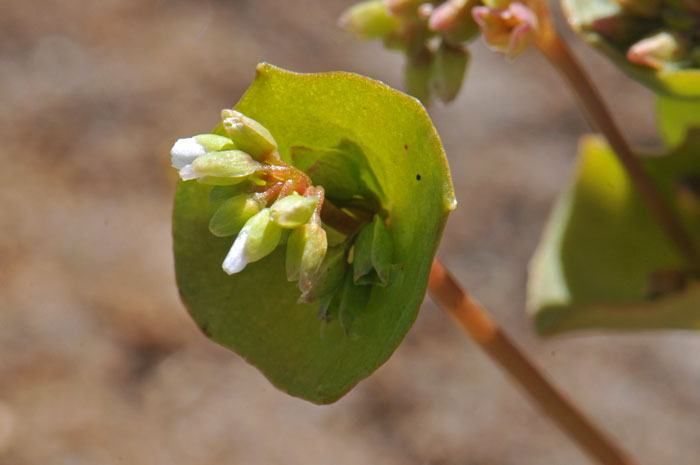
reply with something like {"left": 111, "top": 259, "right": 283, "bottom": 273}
{"left": 404, "top": 144, "right": 408, "bottom": 150}
{"left": 200, "top": 323, "right": 212, "bottom": 337}
{"left": 416, "top": 174, "right": 421, "bottom": 181}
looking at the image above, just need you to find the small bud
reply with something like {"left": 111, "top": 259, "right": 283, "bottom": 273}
{"left": 221, "top": 109, "right": 277, "bottom": 160}
{"left": 297, "top": 246, "right": 348, "bottom": 303}
{"left": 352, "top": 214, "right": 394, "bottom": 286}
{"left": 472, "top": 3, "right": 537, "bottom": 58}
{"left": 209, "top": 194, "right": 264, "bottom": 237}
{"left": 405, "top": 46, "right": 434, "bottom": 103}
{"left": 429, "top": 0, "right": 481, "bottom": 45}
{"left": 170, "top": 134, "right": 235, "bottom": 169}
{"left": 182, "top": 150, "right": 259, "bottom": 185}
{"left": 627, "top": 31, "right": 687, "bottom": 70}
{"left": 433, "top": 41, "right": 470, "bottom": 103}
{"left": 286, "top": 222, "right": 328, "bottom": 288}
{"left": 339, "top": 0, "right": 400, "bottom": 39}
{"left": 222, "top": 208, "right": 282, "bottom": 275}
{"left": 270, "top": 193, "right": 319, "bottom": 229}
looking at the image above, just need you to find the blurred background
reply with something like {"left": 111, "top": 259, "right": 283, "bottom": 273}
{"left": 2, "top": 0, "right": 700, "bottom": 464}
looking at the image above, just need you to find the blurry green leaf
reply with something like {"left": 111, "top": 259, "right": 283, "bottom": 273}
{"left": 528, "top": 134, "right": 700, "bottom": 336}
{"left": 562, "top": 0, "right": 700, "bottom": 99}
{"left": 173, "top": 63, "right": 455, "bottom": 403}
{"left": 657, "top": 96, "right": 700, "bottom": 148}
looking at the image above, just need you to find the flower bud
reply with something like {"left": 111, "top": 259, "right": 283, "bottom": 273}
{"left": 209, "top": 194, "right": 265, "bottom": 237}
{"left": 286, "top": 222, "right": 328, "bottom": 288}
{"left": 181, "top": 150, "right": 259, "bottom": 185}
{"left": 270, "top": 193, "right": 319, "bottom": 229}
{"left": 339, "top": 0, "right": 400, "bottom": 39}
{"left": 627, "top": 30, "right": 687, "bottom": 70}
{"left": 297, "top": 246, "right": 348, "bottom": 303}
{"left": 170, "top": 134, "right": 235, "bottom": 169}
{"left": 433, "top": 41, "right": 470, "bottom": 103}
{"left": 429, "top": 0, "right": 481, "bottom": 45}
{"left": 405, "top": 46, "right": 434, "bottom": 103}
{"left": 222, "top": 208, "right": 282, "bottom": 275}
{"left": 472, "top": 3, "right": 537, "bottom": 58}
{"left": 221, "top": 109, "right": 277, "bottom": 160}
{"left": 352, "top": 214, "right": 394, "bottom": 286}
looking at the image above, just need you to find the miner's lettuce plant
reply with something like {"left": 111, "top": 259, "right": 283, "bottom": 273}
{"left": 172, "top": 1, "right": 700, "bottom": 463}
{"left": 173, "top": 63, "right": 455, "bottom": 403}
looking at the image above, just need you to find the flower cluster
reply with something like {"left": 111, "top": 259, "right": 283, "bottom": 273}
{"left": 171, "top": 110, "right": 327, "bottom": 292}
{"left": 171, "top": 110, "right": 395, "bottom": 330}
{"left": 339, "top": 0, "right": 540, "bottom": 103}
{"left": 340, "top": 0, "right": 477, "bottom": 103}
{"left": 581, "top": 0, "right": 700, "bottom": 70}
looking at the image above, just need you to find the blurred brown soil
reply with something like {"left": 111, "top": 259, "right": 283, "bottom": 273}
{"left": 2, "top": 0, "right": 700, "bottom": 464}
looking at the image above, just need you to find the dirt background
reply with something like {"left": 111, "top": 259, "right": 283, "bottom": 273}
{"left": 2, "top": 0, "right": 700, "bottom": 464}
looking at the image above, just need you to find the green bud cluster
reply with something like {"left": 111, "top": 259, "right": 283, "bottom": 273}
{"left": 172, "top": 111, "right": 398, "bottom": 332}
{"left": 581, "top": 0, "right": 700, "bottom": 70}
{"left": 340, "top": 0, "right": 478, "bottom": 104}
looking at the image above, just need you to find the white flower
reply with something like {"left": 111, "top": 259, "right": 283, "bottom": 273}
{"left": 222, "top": 224, "right": 251, "bottom": 274}
{"left": 170, "top": 134, "right": 235, "bottom": 181}
{"left": 222, "top": 208, "right": 282, "bottom": 275}
{"left": 171, "top": 137, "right": 207, "bottom": 170}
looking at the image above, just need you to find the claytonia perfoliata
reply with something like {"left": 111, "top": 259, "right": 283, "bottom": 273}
{"left": 170, "top": 108, "right": 397, "bottom": 330}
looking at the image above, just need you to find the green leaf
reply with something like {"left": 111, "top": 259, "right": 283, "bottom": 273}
{"left": 562, "top": 0, "right": 700, "bottom": 99}
{"left": 657, "top": 96, "right": 700, "bottom": 148}
{"left": 173, "top": 63, "right": 455, "bottom": 403}
{"left": 528, "top": 134, "right": 700, "bottom": 336}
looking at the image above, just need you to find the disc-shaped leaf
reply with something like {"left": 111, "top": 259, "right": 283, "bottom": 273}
{"left": 562, "top": 0, "right": 700, "bottom": 99}
{"left": 528, "top": 134, "right": 700, "bottom": 336}
{"left": 173, "top": 64, "right": 455, "bottom": 403}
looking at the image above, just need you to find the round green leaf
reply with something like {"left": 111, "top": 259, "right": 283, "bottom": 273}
{"left": 173, "top": 63, "right": 455, "bottom": 403}
{"left": 562, "top": 0, "right": 700, "bottom": 99}
{"left": 528, "top": 134, "right": 700, "bottom": 336}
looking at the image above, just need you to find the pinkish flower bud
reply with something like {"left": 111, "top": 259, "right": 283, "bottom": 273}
{"left": 472, "top": 2, "right": 537, "bottom": 58}
{"left": 627, "top": 30, "right": 687, "bottom": 70}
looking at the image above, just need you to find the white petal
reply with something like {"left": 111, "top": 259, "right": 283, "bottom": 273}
{"left": 178, "top": 164, "right": 199, "bottom": 181}
{"left": 222, "top": 227, "right": 250, "bottom": 274}
{"left": 171, "top": 137, "right": 207, "bottom": 169}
